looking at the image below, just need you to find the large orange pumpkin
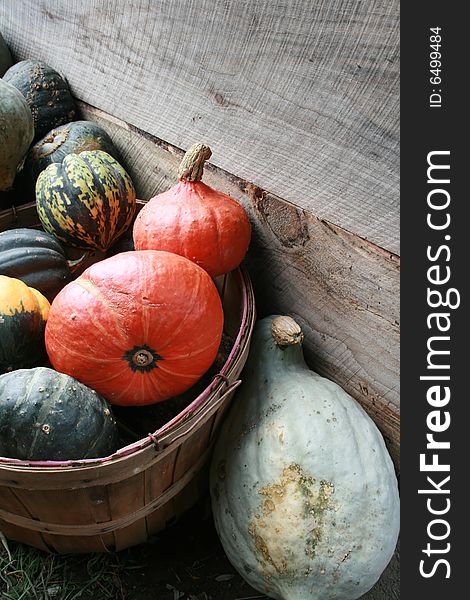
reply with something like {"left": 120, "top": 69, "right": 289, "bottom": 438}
{"left": 45, "top": 250, "right": 224, "bottom": 406}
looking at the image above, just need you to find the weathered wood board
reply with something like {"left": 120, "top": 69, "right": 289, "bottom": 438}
{"left": 79, "top": 104, "right": 400, "bottom": 465}
{"left": 0, "top": 0, "right": 399, "bottom": 254}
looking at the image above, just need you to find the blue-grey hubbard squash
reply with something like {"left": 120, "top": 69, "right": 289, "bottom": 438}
{"left": 210, "top": 315, "right": 399, "bottom": 600}
{"left": 0, "top": 79, "right": 34, "bottom": 192}
{"left": 3, "top": 59, "right": 76, "bottom": 143}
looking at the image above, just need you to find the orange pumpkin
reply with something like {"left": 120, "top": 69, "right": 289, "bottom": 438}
{"left": 45, "top": 250, "right": 224, "bottom": 406}
{"left": 133, "top": 143, "right": 252, "bottom": 277}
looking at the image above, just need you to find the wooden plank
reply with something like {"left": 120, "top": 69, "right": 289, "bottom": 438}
{"left": 0, "top": 443, "right": 157, "bottom": 490}
{"left": 4, "top": 487, "right": 112, "bottom": 552}
{"left": 214, "top": 272, "right": 243, "bottom": 340}
{"left": 106, "top": 472, "right": 148, "bottom": 551}
{"left": 171, "top": 466, "right": 209, "bottom": 521}
{"left": 144, "top": 447, "right": 179, "bottom": 535}
{"left": 0, "top": 486, "right": 52, "bottom": 551}
{"left": 84, "top": 484, "right": 115, "bottom": 550}
{"left": 210, "top": 398, "right": 235, "bottom": 444}
{"left": 77, "top": 104, "right": 400, "bottom": 464}
{"left": 173, "top": 420, "right": 213, "bottom": 481}
{"left": 0, "top": 0, "right": 399, "bottom": 253}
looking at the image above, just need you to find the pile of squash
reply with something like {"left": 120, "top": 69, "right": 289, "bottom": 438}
{"left": 1, "top": 36, "right": 399, "bottom": 600}
{"left": 0, "top": 50, "right": 251, "bottom": 462}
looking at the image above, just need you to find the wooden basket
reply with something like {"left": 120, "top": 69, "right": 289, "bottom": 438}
{"left": 0, "top": 202, "right": 256, "bottom": 553}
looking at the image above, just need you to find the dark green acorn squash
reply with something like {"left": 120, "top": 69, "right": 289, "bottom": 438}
{"left": 0, "top": 228, "right": 85, "bottom": 301}
{"left": 36, "top": 150, "right": 136, "bottom": 251}
{"left": 0, "top": 367, "right": 120, "bottom": 460}
{"left": 3, "top": 59, "right": 76, "bottom": 143}
{"left": 0, "top": 275, "right": 50, "bottom": 374}
{"left": 23, "top": 120, "right": 120, "bottom": 193}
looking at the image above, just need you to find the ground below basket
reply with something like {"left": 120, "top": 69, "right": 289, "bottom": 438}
{"left": 118, "top": 498, "right": 400, "bottom": 599}
{"left": 1, "top": 493, "right": 399, "bottom": 599}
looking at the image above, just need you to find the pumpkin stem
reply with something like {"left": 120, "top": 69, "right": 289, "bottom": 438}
{"left": 271, "top": 316, "right": 304, "bottom": 347}
{"left": 132, "top": 349, "right": 154, "bottom": 367}
{"left": 31, "top": 127, "right": 70, "bottom": 159}
{"left": 178, "top": 143, "right": 212, "bottom": 182}
{"left": 67, "top": 251, "right": 90, "bottom": 274}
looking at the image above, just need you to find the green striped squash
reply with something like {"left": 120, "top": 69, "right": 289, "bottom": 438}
{"left": 36, "top": 150, "right": 136, "bottom": 252}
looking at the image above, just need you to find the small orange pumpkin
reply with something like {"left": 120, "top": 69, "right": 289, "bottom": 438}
{"left": 45, "top": 250, "right": 224, "bottom": 406}
{"left": 133, "top": 143, "right": 252, "bottom": 277}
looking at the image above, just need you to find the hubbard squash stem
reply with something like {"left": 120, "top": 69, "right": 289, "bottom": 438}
{"left": 271, "top": 315, "right": 304, "bottom": 347}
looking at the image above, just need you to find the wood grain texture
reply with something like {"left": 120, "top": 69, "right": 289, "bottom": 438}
{"left": 0, "top": 486, "right": 52, "bottom": 551}
{"left": 77, "top": 104, "right": 400, "bottom": 465}
{"left": 0, "top": 0, "right": 399, "bottom": 253}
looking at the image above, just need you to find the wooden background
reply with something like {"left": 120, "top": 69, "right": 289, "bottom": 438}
{"left": 0, "top": 0, "right": 400, "bottom": 463}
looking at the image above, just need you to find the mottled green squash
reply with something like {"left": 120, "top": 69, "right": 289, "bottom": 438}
{"left": 0, "top": 79, "right": 34, "bottom": 192}
{"left": 23, "top": 120, "right": 120, "bottom": 193}
{"left": 0, "top": 275, "right": 50, "bottom": 374}
{"left": 210, "top": 315, "right": 400, "bottom": 600}
{"left": 0, "top": 367, "right": 119, "bottom": 460}
{"left": 36, "top": 150, "right": 136, "bottom": 251}
{"left": 3, "top": 59, "right": 76, "bottom": 142}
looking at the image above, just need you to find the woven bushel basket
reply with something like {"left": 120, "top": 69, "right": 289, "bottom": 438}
{"left": 0, "top": 201, "right": 256, "bottom": 553}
